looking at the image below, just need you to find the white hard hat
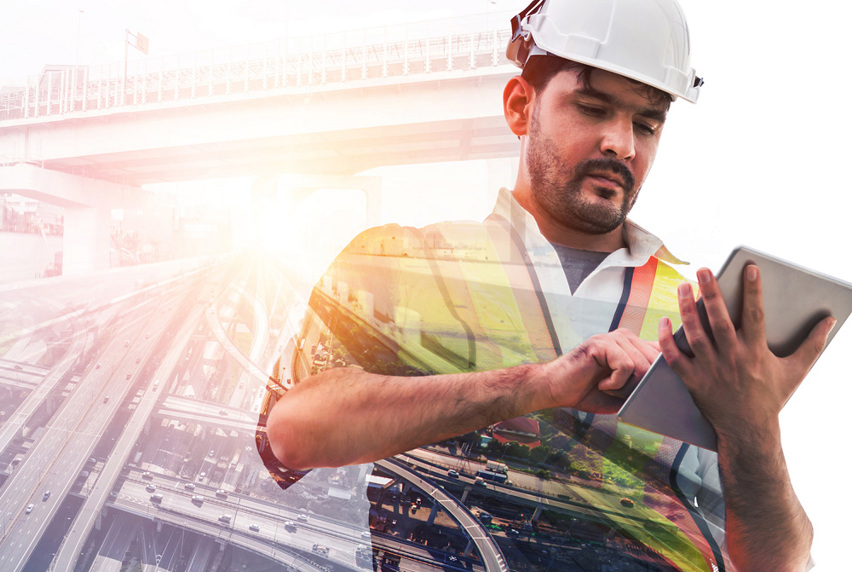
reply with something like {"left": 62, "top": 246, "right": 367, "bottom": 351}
{"left": 507, "top": 0, "right": 703, "bottom": 103}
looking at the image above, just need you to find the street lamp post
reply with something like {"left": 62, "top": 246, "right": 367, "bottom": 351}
{"left": 123, "top": 29, "right": 149, "bottom": 100}
{"left": 76, "top": 9, "right": 85, "bottom": 66}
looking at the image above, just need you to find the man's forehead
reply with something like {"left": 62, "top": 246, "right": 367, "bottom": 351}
{"left": 552, "top": 67, "right": 671, "bottom": 118}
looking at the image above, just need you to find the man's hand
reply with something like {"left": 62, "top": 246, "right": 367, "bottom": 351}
{"left": 657, "top": 265, "right": 834, "bottom": 437}
{"left": 657, "top": 265, "right": 833, "bottom": 572}
{"left": 536, "top": 328, "right": 660, "bottom": 414}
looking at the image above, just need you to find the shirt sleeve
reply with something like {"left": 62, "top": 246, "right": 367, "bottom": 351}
{"left": 256, "top": 224, "right": 432, "bottom": 490}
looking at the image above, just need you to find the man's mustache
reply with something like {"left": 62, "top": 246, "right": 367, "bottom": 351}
{"left": 574, "top": 159, "right": 635, "bottom": 192}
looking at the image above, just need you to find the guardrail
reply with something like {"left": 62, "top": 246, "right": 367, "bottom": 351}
{"left": 0, "top": 12, "right": 515, "bottom": 123}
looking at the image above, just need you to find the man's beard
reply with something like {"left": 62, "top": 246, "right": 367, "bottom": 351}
{"left": 527, "top": 114, "right": 638, "bottom": 235}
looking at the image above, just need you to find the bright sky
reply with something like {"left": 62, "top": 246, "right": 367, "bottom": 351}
{"left": 3, "top": 1, "right": 851, "bottom": 568}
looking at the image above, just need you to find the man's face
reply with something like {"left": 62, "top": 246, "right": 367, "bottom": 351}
{"left": 525, "top": 68, "right": 668, "bottom": 236}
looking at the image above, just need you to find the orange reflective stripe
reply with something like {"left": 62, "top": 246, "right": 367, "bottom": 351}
{"left": 611, "top": 257, "right": 726, "bottom": 572}
{"left": 617, "top": 257, "right": 659, "bottom": 335}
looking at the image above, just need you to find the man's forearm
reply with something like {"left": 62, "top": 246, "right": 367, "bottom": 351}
{"left": 717, "top": 421, "right": 813, "bottom": 572}
{"left": 266, "top": 329, "right": 658, "bottom": 471}
{"left": 266, "top": 363, "right": 544, "bottom": 470}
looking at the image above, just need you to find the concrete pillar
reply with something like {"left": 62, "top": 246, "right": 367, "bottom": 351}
{"left": 278, "top": 174, "right": 382, "bottom": 228}
{"left": 460, "top": 485, "right": 471, "bottom": 503}
{"left": 463, "top": 539, "right": 474, "bottom": 557}
{"left": 0, "top": 164, "right": 152, "bottom": 277}
{"left": 426, "top": 504, "right": 439, "bottom": 526}
{"left": 63, "top": 205, "right": 111, "bottom": 275}
{"left": 531, "top": 505, "right": 542, "bottom": 522}
{"left": 363, "top": 180, "right": 381, "bottom": 227}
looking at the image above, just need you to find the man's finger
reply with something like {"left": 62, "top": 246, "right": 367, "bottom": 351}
{"left": 601, "top": 373, "right": 643, "bottom": 399}
{"left": 696, "top": 268, "right": 738, "bottom": 355}
{"left": 657, "top": 316, "right": 689, "bottom": 374}
{"left": 595, "top": 342, "right": 636, "bottom": 391}
{"left": 789, "top": 316, "right": 835, "bottom": 371}
{"left": 740, "top": 264, "right": 767, "bottom": 346}
{"left": 611, "top": 329, "right": 658, "bottom": 374}
{"left": 677, "top": 282, "right": 714, "bottom": 357}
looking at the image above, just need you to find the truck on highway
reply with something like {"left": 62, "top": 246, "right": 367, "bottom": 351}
{"left": 312, "top": 544, "right": 330, "bottom": 556}
{"left": 476, "top": 469, "right": 508, "bottom": 484}
{"left": 485, "top": 461, "right": 508, "bottom": 474}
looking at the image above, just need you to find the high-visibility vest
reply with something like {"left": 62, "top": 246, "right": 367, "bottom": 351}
{"left": 273, "top": 218, "right": 729, "bottom": 571}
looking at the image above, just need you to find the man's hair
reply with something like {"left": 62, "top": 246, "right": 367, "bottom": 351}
{"left": 521, "top": 55, "right": 672, "bottom": 111}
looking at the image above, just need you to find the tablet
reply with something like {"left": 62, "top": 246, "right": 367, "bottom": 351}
{"left": 617, "top": 246, "right": 852, "bottom": 451}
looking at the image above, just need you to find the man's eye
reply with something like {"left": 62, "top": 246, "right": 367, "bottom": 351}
{"left": 577, "top": 104, "right": 605, "bottom": 117}
{"left": 634, "top": 122, "right": 657, "bottom": 136}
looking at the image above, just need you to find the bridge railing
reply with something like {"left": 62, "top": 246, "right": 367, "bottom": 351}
{"left": 0, "top": 13, "right": 515, "bottom": 124}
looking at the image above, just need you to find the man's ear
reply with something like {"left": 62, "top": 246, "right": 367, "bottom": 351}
{"left": 504, "top": 75, "right": 535, "bottom": 137}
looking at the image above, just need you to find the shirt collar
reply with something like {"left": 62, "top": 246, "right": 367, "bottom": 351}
{"left": 491, "top": 187, "right": 687, "bottom": 267}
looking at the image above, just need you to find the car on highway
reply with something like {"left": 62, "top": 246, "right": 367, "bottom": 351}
{"left": 312, "top": 544, "right": 329, "bottom": 556}
{"left": 42, "top": 491, "right": 50, "bottom": 501}
{"left": 249, "top": 524, "right": 260, "bottom": 532}
{"left": 217, "top": 514, "right": 231, "bottom": 525}
{"left": 218, "top": 409, "right": 227, "bottom": 416}
{"left": 191, "top": 495, "right": 204, "bottom": 505}
{"left": 447, "top": 469, "right": 459, "bottom": 478}
{"left": 146, "top": 484, "right": 156, "bottom": 493}
{"left": 215, "top": 489, "right": 227, "bottom": 499}
{"left": 297, "top": 514, "right": 308, "bottom": 522}
{"left": 141, "top": 471, "right": 153, "bottom": 480}
{"left": 283, "top": 521, "right": 297, "bottom": 532}
{"left": 360, "top": 531, "right": 371, "bottom": 539}
{"left": 184, "top": 483, "right": 196, "bottom": 491}
{"left": 103, "top": 396, "right": 110, "bottom": 403}
{"left": 126, "top": 373, "right": 131, "bottom": 380}
{"left": 26, "top": 504, "right": 34, "bottom": 514}
{"left": 135, "top": 357, "right": 141, "bottom": 364}
{"left": 150, "top": 494, "right": 163, "bottom": 503}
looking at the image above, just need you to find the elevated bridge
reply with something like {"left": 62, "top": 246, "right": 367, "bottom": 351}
{"left": 0, "top": 14, "right": 520, "bottom": 275}
{"left": 0, "top": 13, "right": 518, "bottom": 185}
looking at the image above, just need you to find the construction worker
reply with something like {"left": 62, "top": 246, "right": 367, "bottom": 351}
{"left": 258, "top": 1, "right": 830, "bottom": 569}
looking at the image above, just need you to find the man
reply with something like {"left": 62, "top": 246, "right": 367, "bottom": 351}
{"left": 258, "top": 1, "right": 832, "bottom": 570}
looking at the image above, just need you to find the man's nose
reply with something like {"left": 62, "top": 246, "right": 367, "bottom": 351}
{"left": 600, "top": 118, "right": 636, "bottom": 161}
